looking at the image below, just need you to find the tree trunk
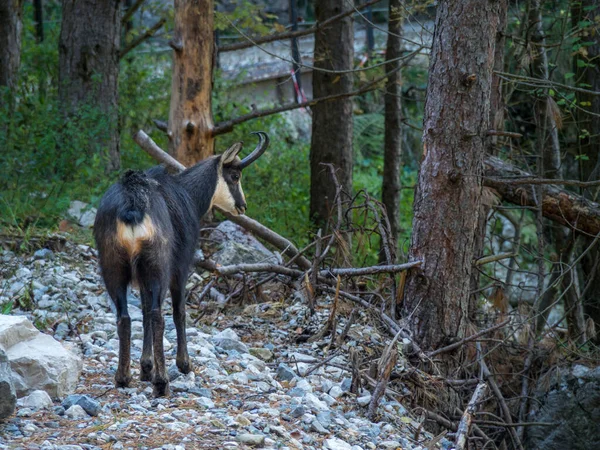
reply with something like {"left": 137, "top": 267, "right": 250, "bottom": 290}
{"left": 402, "top": 0, "right": 504, "bottom": 351}
{"left": 58, "top": 0, "right": 121, "bottom": 172}
{"left": 168, "top": 0, "right": 215, "bottom": 166}
{"left": 0, "top": 0, "right": 23, "bottom": 98}
{"left": 380, "top": 0, "right": 403, "bottom": 260}
{"left": 309, "top": 0, "right": 354, "bottom": 226}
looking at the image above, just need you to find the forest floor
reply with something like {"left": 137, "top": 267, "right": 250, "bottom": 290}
{"left": 0, "top": 238, "right": 444, "bottom": 450}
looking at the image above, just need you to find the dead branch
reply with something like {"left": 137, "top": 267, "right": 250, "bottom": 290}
{"left": 153, "top": 119, "right": 169, "bottom": 134}
{"left": 133, "top": 130, "right": 186, "bottom": 171}
{"left": 320, "top": 260, "right": 421, "bottom": 277}
{"left": 217, "top": 0, "right": 382, "bottom": 53}
{"left": 455, "top": 382, "right": 488, "bottom": 450}
{"left": 309, "top": 275, "right": 341, "bottom": 343}
{"left": 367, "top": 330, "right": 401, "bottom": 420}
{"left": 487, "top": 130, "right": 523, "bottom": 138}
{"left": 475, "top": 252, "right": 517, "bottom": 266}
{"left": 337, "top": 308, "right": 358, "bottom": 346}
{"left": 477, "top": 343, "right": 524, "bottom": 450}
{"left": 122, "top": 0, "right": 144, "bottom": 24}
{"left": 212, "top": 62, "right": 410, "bottom": 136}
{"left": 484, "top": 156, "right": 600, "bottom": 236}
{"left": 427, "top": 319, "right": 511, "bottom": 358}
{"left": 216, "top": 263, "right": 302, "bottom": 277}
{"left": 120, "top": 17, "right": 166, "bottom": 58}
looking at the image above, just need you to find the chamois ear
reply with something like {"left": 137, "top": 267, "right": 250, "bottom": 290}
{"left": 221, "top": 142, "right": 243, "bottom": 165}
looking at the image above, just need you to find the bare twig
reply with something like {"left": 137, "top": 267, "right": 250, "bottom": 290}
{"left": 455, "top": 382, "right": 488, "bottom": 450}
{"left": 427, "top": 319, "right": 511, "bottom": 358}
{"left": 309, "top": 275, "right": 341, "bottom": 342}
{"left": 218, "top": 0, "right": 382, "bottom": 53}
{"left": 367, "top": 330, "right": 401, "bottom": 419}
{"left": 216, "top": 263, "right": 302, "bottom": 277}
{"left": 122, "top": 0, "right": 145, "bottom": 24}
{"left": 487, "top": 130, "right": 523, "bottom": 138}
{"left": 120, "top": 17, "right": 166, "bottom": 58}
{"left": 320, "top": 261, "right": 422, "bottom": 277}
{"left": 475, "top": 252, "right": 517, "bottom": 266}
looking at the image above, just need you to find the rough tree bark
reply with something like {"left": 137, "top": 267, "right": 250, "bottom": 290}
{"left": 58, "top": 0, "right": 121, "bottom": 172}
{"left": 380, "top": 0, "right": 403, "bottom": 260}
{"left": 402, "top": 0, "right": 504, "bottom": 352}
{"left": 309, "top": 0, "right": 354, "bottom": 226}
{"left": 168, "top": 0, "right": 215, "bottom": 166}
{"left": 0, "top": 0, "right": 23, "bottom": 99}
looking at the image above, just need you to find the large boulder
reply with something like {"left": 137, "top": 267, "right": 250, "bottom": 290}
{"left": 209, "top": 220, "right": 277, "bottom": 266}
{"left": 0, "top": 315, "right": 82, "bottom": 399}
{"left": 0, "top": 348, "right": 16, "bottom": 419}
{"left": 526, "top": 364, "right": 600, "bottom": 450}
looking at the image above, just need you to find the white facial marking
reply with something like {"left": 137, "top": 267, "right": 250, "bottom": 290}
{"left": 212, "top": 175, "right": 237, "bottom": 214}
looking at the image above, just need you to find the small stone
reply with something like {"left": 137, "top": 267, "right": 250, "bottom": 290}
{"left": 290, "top": 405, "right": 306, "bottom": 418}
{"left": 18, "top": 389, "right": 53, "bottom": 410}
{"left": 379, "top": 441, "right": 401, "bottom": 449}
{"left": 65, "top": 404, "right": 89, "bottom": 419}
{"left": 194, "top": 397, "right": 215, "bottom": 408}
{"left": 62, "top": 394, "right": 101, "bottom": 417}
{"left": 236, "top": 433, "right": 265, "bottom": 446}
{"left": 340, "top": 377, "right": 352, "bottom": 392}
{"left": 329, "top": 385, "right": 344, "bottom": 399}
{"left": 249, "top": 347, "right": 273, "bottom": 362}
{"left": 33, "top": 249, "right": 54, "bottom": 260}
{"left": 317, "top": 411, "right": 333, "bottom": 428}
{"left": 357, "top": 394, "right": 372, "bottom": 407}
{"left": 235, "top": 414, "right": 252, "bottom": 426}
{"left": 325, "top": 438, "right": 353, "bottom": 450}
{"left": 305, "top": 393, "right": 329, "bottom": 411}
{"left": 276, "top": 363, "right": 296, "bottom": 381}
{"left": 168, "top": 363, "right": 182, "bottom": 381}
{"left": 311, "top": 419, "right": 329, "bottom": 434}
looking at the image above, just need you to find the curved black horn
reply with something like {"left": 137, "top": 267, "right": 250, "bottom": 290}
{"left": 239, "top": 131, "right": 269, "bottom": 169}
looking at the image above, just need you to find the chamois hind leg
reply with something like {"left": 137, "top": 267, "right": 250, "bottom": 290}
{"left": 103, "top": 263, "right": 132, "bottom": 388}
{"left": 171, "top": 273, "right": 191, "bottom": 374}
{"left": 139, "top": 292, "right": 153, "bottom": 382}
{"left": 138, "top": 273, "right": 169, "bottom": 397}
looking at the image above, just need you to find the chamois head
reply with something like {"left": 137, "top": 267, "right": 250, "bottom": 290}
{"left": 212, "top": 131, "right": 269, "bottom": 216}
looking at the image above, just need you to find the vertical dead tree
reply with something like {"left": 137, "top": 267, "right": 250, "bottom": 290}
{"left": 528, "top": 0, "right": 586, "bottom": 343}
{"left": 168, "top": 0, "right": 215, "bottom": 166}
{"left": 573, "top": 0, "right": 600, "bottom": 339}
{"left": 309, "top": 0, "right": 354, "bottom": 226}
{"left": 0, "top": 0, "right": 23, "bottom": 104}
{"left": 58, "top": 0, "right": 121, "bottom": 172}
{"left": 402, "top": 0, "right": 505, "bottom": 353}
{"left": 380, "top": 0, "right": 403, "bottom": 260}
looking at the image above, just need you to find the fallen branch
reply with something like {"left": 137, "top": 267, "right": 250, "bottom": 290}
{"left": 475, "top": 252, "right": 517, "bottom": 266}
{"left": 217, "top": 0, "right": 382, "bottom": 53}
{"left": 216, "top": 263, "right": 302, "bottom": 277}
{"left": 455, "top": 382, "right": 488, "bottom": 450}
{"left": 122, "top": 0, "right": 144, "bottom": 24}
{"left": 120, "top": 17, "right": 166, "bottom": 58}
{"left": 133, "top": 130, "right": 185, "bottom": 171}
{"left": 367, "top": 329, "right": 401, "bottom": 420}
{"left": 484, "top": 156, "right": 600, "bottom": 236}
{"left": 427, "top": 319, "right": 511, "bottom": 358}
{"left": 320, "top": 261, "right": 421, "bottom": 277}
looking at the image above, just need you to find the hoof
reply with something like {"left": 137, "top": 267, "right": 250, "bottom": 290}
{"left": 115, "top": 373, "right": 132, "bottom": 388}
{"left": 176, "top": 356, "right": 192, "bottom": 375}
{"left": 140, "top": 359, "right": 153, "bottom": 382}
{"left": 152, "top": 379, "right": 170, "bottom": 397}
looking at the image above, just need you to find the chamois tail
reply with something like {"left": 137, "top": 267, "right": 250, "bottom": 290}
{"left": 117, "top": 170, "right": 155, "bottom": 225}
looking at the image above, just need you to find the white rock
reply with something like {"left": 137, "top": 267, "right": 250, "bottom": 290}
{"left": 305, "top": 393, "right": 329, "bottom": 411}
{"left": 17, "top": 389, "right": 53, "bottom": 410}
{"left": 325, "top": 438, "right": 353, "bottom": 450}
{"left": 67, "top": 201, "right": 97, "bottom": 228}
{"left": 213, "top": 328, "right": 240, "bottom": 342}
{"left": 65, "top": 404, "right": 89, "bottom": 419}
{"left": 357, "top": 394, "right": 372, "bottom": 407}
{"left": 0, "top": 315, "right": 82, "bottom": 398}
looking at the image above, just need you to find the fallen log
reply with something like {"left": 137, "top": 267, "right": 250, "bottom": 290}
{"left": 484, "top": 156, "right": 600, "bottom": 236}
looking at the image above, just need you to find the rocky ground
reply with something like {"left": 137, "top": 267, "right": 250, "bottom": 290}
{"left": 0, "top": 239, "right": 446, "bottom": 450}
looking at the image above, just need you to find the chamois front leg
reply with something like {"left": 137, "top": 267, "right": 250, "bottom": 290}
{"left": 171, "top": 276, "right": 191, "bottom": 374}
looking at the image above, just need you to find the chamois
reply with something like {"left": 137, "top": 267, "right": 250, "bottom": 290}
{"left": 93, "top": 132, "right": 269, "bottom": 396}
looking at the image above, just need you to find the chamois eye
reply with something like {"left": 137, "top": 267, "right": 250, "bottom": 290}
{"left": 231, "top": 173, "right": 240, "bottom": 182}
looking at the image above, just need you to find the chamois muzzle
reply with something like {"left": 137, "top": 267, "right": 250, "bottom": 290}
{"left": 238, "top": 131, "right": 269, "bottom": 170}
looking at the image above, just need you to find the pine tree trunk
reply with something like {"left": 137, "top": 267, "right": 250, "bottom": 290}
{"left": 58, "top": 0, "right": 121, "bottom": 172}
{"left": 380, "top": 0, "right": 403, "bottom": 260}
{"left": 0, "top": 0, "right": 23, "bottom": 98}
{"left": 168, "top": 0, "right": 215, "bottom": 166}
{"left": 309, "top": 0, "right": 354, "bottom": 226}
{"left": 402, "top": 0, "right": 504, "bottom": 352}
